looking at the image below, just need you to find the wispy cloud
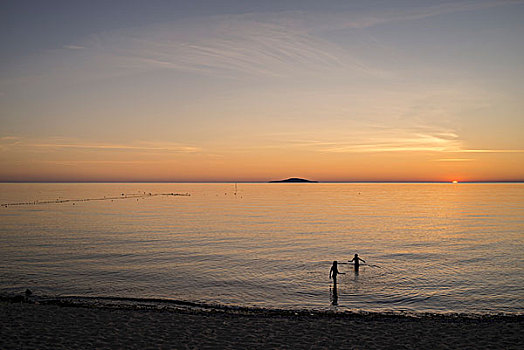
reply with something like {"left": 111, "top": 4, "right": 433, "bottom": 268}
{"left": 318, "top": 131, "right": 462, "bottom": 153}
{"left": 62, "top": 45, "right": 86, "bottom": 50}
{"left": 106, "top": 18, "right": 349, "bottom": 78}
{"left": 458, "top": 149, "right": 524, "bottom": 153}
{"left": 0, "top": 136, "right": 21, "bottom": 151}
{"left": 95, "top": 1, "right": 524, "bottom": 78}
{"left": 257, "top": 126, "right": 464, "bottom": 154}
{"left": 31, "top": 142, "right": 199, "bottom": 153}
{"left": 5, "top": 0, "right": 521, "bottom": 86}
{"left": 308, "top": 0, "right": 524, "bottom": 32}
{"left": 434, "top": 158, "right": 475, "bottom": 162}
{"left": 0, "top": 136, "right": 20, "bottom": 142}
{"left": 34, "top": 159, "right": 177, "bottom": 165}
{"left": 0, "top": 137, "right": 201, "bottom": 154}
{"left": 255, "top": 125, "right": 524, "bottom": 155}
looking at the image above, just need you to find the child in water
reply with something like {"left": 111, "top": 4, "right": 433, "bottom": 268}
{"left": 329, "top": 261, "right": 345, "bottom": 284}
{"left": 349, "top": 253, "right": 366, "bottom": 269}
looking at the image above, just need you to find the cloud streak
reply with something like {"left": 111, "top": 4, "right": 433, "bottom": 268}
{"left": 102, "top": 18, "right": 349, "bottom": 79}
{"left": 434, "top": 158, "right": 475, "bottom": 162}
{"left": 69, "top": 1, "right": 524, "bottom": 79}
{"left": 63, "top": 45, "right": 86, "bottom": 50}
{"left": 258, "top": 126, "right": 524, "bottom": 155}
{"left": 4, "top": 0, "right": 521, "bottom": 87}
{"left": 308, "top": 0, "right": 524, "bottom": 32}
{"left": 0, "top": 137, "right": 201, "bottom": 154}
{"left": 256, "top": 126, "right": 463, "bottom": 154}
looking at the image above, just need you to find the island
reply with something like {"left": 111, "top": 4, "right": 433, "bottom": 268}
{"left": 268, "top": 178, "right": 318, "bottom": 183}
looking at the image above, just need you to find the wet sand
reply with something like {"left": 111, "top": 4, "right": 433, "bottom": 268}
{"left": 1, "top": 302, "right": 522, "bottom": 349}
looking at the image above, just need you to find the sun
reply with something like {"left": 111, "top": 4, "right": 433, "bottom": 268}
{"left": 452, "top": 180, "right": 459, "bottom": 184}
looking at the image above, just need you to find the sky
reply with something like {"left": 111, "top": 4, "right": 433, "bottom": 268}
{"left": 1, "top": 0, "right": 523, "bottom": 182}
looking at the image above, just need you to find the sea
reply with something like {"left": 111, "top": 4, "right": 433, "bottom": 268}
{"left": 1, "top": 183, "right": 523, "bottom": 315}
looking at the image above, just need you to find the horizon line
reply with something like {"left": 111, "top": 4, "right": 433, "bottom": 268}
{"left": 1, "top": 180, "right": 523, "bottom": 184}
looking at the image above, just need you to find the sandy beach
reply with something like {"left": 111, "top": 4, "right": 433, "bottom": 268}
{"left": 1, "top": 301, "right": 522, "bottom": 349}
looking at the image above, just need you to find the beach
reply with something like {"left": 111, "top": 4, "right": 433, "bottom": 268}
{"left": 2, "top": 302, "right": 522, "bottom": 349}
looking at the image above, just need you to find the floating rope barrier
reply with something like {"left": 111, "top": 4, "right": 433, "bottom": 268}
{"left": 1, "top": 192, "right": 190, "bottom": 207}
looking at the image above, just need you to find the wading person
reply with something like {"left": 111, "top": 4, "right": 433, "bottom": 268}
{"left": 329, "top": 260, "right": 344, "bottom": 284}
{"left": 349, "top": 253, "right": 366, "bottom": 270}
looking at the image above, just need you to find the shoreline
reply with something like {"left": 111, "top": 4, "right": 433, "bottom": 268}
{"left": 2, "top": 294, "right": 522, "bottom": 320}
{"left": 2, "top": 301, "right": 522, "bottom": 349}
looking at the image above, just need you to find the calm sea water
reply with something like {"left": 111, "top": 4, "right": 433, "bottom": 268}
{"left": 0, "top": 183, "right": 523, "bottom": 314}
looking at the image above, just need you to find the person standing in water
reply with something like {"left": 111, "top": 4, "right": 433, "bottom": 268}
{"left": 329, "top": 261, "right": 345, "bottom": 284}
{"left": 349, "top": 254, "right": 366, "bottom": 270}
{"left": 329, "top": 261, "right": 344, "bottom": 306}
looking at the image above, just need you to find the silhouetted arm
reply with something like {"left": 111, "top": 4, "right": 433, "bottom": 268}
{"left": 359, "top": 258, "right": 366, "bottom": 263}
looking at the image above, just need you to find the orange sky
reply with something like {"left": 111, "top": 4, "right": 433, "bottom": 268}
{"left": 1, "top": 1, "right": 523, "bottom": 182}
{"left": 1, "top": 137, "right": 522, "bottom": 182}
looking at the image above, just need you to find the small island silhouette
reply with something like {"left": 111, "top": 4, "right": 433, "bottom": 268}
{"left": 269, "top": 178, "right": 318, "bottom": 183}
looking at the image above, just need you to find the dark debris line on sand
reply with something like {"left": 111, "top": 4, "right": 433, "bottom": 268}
{"left": 1, "top": 302, "right": 522, "bottom": 349}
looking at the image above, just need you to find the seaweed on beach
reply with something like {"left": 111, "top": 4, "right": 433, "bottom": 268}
{"left": 2, "top": 293, "right": 522, "bottom": 322}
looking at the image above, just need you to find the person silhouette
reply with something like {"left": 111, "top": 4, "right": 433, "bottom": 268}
{"left": 329, "top": 260, "right": 345, "bottom": 284}
{"left": 349, "top": 253, "right": 366, "bottom": 271}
